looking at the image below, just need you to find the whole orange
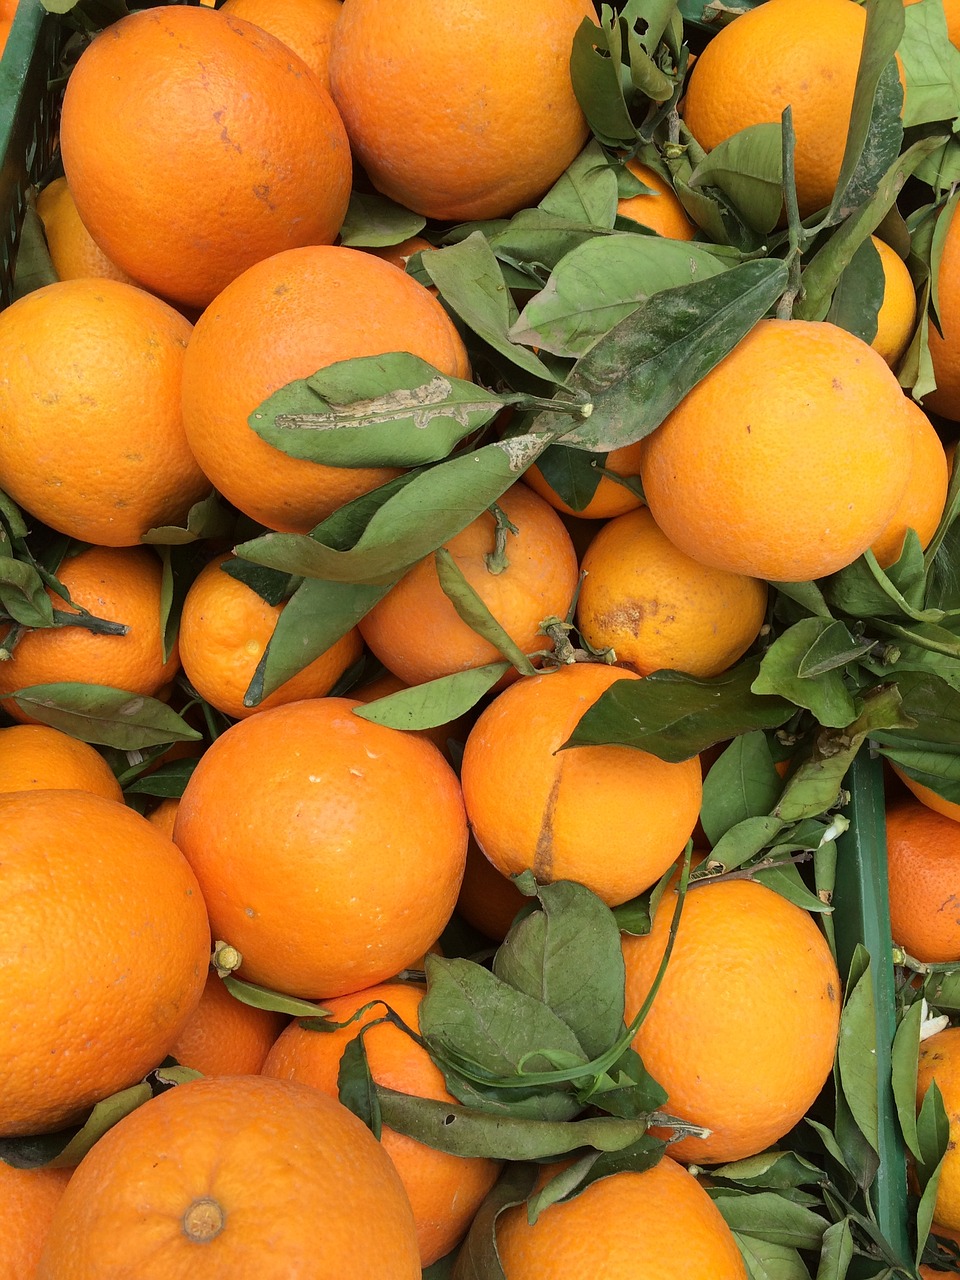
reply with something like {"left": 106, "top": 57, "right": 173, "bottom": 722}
{"left": 460, "top": 663, "right": 702, "bottom": 907}
{"left": 576, "top": 505, "right": 768, "bottom": 677}
{"left": 262, "top": 982, "right": 501, "bottom": 1266}
{"left": 617, "top": 159, "right": 696, "bottom": 240}
{"left": 0, "top": 724, "right": 122, "bottom": 801}
{"left": 0, "top": 789, "right": 210, "bottom": 1136}
{"left": 917, "top": 1028, "right": 960, "bottom": 1232}
{"left": 35, "top": 177, "right": 134, "bottom": 285}
{"left": 886, "top": 799, "right": 960, "bottom": 963}
{"left": 493, "top": 1156, "right": 748, "bottom": 1279}
{"left": 870, "top": 398, "right": 948, "bottom": 567}
{"left": 358, "top": 484, "right": 579, "bottom": 686}
{"left": 328, "top": 0, "right": 595, "bottom": 221}
{"left": 59, "top": 4, "right": 351, "bottom": 309}
{"left": 178, "top": 555, "right": 363, "bottom": 719}
{"left": 622, "top": 876, "right": 841, "bottom": 1163}
{"left": 871, "top": 235, "right": 918, "bottom": 370}
{"left": 522, "top": 441, "right": 646, "bottom": 520}
{"left": 0, "top": 279, "right": 209, "bottom": 545}
{"left": 168, "top": 970, "right": 287, "bottom": 1076}
{"left": 180, "top": 244, "right": 469, "bottom": 533}
{"left": 925, "top": 200, "right": 960, "bottom": 421}
{"left": 173, "top": 697, "right": 467, "bottom": 998}
{"left": 36, "top": 1075, "right": 420, "bottom": 1279}
{"left": 0, "top": 1160, "right": 72, "bottom": 1280}
{"left": 0, "top": 545, "right": 180, "bottom": 723}
{"left": 219, "top": 0, "right": 342, "bottom": 84}
{"left": 641, "top": 319, "right": 914, "bottom": 581}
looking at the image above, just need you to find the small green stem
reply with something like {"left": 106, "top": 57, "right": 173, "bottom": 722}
{"left": 776, "top": 104, "right": 804, "bottom": 320}
{"left": 484, "top": 503, "right": 519, "bottom": 575}
{"left": 505, "top": 393, "right": 594, "bottom": 419}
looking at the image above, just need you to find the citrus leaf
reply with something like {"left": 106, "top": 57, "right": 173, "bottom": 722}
{"left": 702, "top": 815, "right": 786, "bottom": 874}
{"left": 688, "top": 121, "right": 783, "bottom": 235}
{"left": 825, "top": 235, "right": 884, "bottom": 344}
{"left": 140, "top": 492, "right": 233, "bottom": 546}
{"left": 526, "top": 1135, "right": 666, "bottom": 1220}
{"left": 338, "top": 1032, "right": 381, "bottom": 1138}
{"left": 222, "top": 975, "right": 330, "bottom": 1019}
{"left": 352, "top": 662, "right": 511, "bottom": 731}
{"left": 435, "top": 548, "right": 539, "bottom": 676}
{"left": 891, "top": 998, "right": 924, "bottom": 1161}
{"left": 815, "top": 1218, "right": 855, "bottom": 1280}
{"left": 0, "top": 1082, "right": 151, "bottom": 1171}
{"left": 899, "top": 0, "right": 960, "bottom": 128}
{"left": 452, "top": 1163, "right": 537, "bottom": 1280}
{"left": 751, "top": 619, "right": 859, "bottom": 728}
{"left": 219, "top": 558, "right": 295, "bottom": 607}
{"left": 837, "top": 961, "right": 880, "bottom": 1154}
{"left": 732, "top": 1235, "right": 811, "bottom": 1280}
{"left": 709, "top": 1191, "right": 829, "bottom": 1251}
{"left": 10, "top": 201, "right": 57, "bottom": 300}
{"left": 538, "top": 139, "right": 619, "bottom": 229}
{"left": 569, "top": 10, "right": 639, "bottom": 149}
{"left": 487, "top": 208, "right": 611, "bottom": 276}
{"left": 532, "top": 443, "right": 604, "bottom": 511}
{"left": 752, "top": 862, "right": 833, "bottom": 913}
{"left": 0, "top": 683, "right": 202, "bottom": 749}
{"left": 710, "top": 1151, "right": 824, "bottom": 1190}
{"left": 699, "top": 731, "right": 783, "bottom": 847}
{"left": 337, "top": 190, "right": 425, "bottom": 248}
{"left": 123, "top": 757, "right": 198, "bottom": 798}
{"left": 0, "top": 553, "right": 55, "bottom": 627}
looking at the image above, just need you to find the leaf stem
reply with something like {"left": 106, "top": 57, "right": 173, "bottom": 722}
{"left": 484, "top": 503, "right": 519, "bottom": 575}
{"left": 776, "top": 105, "right": 804, "bottom": 320}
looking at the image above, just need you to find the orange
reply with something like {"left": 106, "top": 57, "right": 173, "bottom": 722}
{"left": 262, "top": 982, "right": 501, "bottom": 1266}
{"left": 917, "top": 1027, "right": 960, "bottom": 1232}
{"left": 180, "top": 244, "right": 470, "bottom": 533}
{"left": 0, "top": 724, "right": 122, "bottom": 801}
{"left": 146, "top": 796, "right": 181, "bottom": 840}
{"left": 641, "top": 318, "right": 914, "bottom": 581}
{"left": 0, "top": 278, "right": 209, "bottom": 545}
{"left": 523, "top": 441, "right": 646, "bottom": 520}
{"left": 35, "top": 1075, "right": 420, "bottom": 1279}
{"left": 455, "top": 836, "right": 528, "bottom": 941}
{"left": 0, "top": 545, "right": 180, "bottom": 723}
{"left": 35, "top": 177, "right": 134, "bottom": 285}
{"left": 872, "top": 235, "right": 918, "bottom": 370}
{"left": 870, "top": 398, "right": 948, "bottom": 567}
{"left": 358, "top": 484, "right": 579, "bottom": 686}
{"left": 178, "top": 555, "right": 363, "bottom": 719}
{"left": 173, "top": 697, "right": 467, "bottom": 998}
{"left": 460, "top": 663, "right": 702, "bottom": 907}
{"left": 0, "top": 1160, "right": 72, "bottom": 1280}
{"left": 494, "top": 1156, "right": 748, "bottom": 1279}
{"left": 576, "top": 505, "right": 768, "bottom": 677}
{"left": 885, "top": 799, "right": 960, "bottom": 963}
{"left": 890, "top": 765, "right": 960, "bottom": 822}
{"left": 168, "top": 970, "right": 286, "bottom": 1075}
{"left": 925, "top": 200, "right": 960, "bottom": 421}
{"left": 0, "top": 789, "right": 209, "bottom": 1136}
{"left": 622, "top": 876, "right": 841, "bottom": 1163}
{"left": 681, "top": 0, "right": 887, "bottom": 218}
{"left": 219, "top": 0, "right": 342, "bottom": 85}
{"left": 617, "top": 159, "right": 696, "bottom": 240}
{"left": 59, "top": 5, "right": 351, "bottom": 309}
{"left": 328, "top": 0, "right": 595, "bottom": 221}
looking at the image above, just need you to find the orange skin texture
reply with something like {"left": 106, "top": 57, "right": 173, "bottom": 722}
{"left": 178, "top": 555, "right": 363, "bottom": 720}
{"left": 35, "top": 1075, "right": 420, "bottom": 1280}
{"left": 169, "top": 971, "right": 287, "bottom": 1076}
{"left": 681, "top": 0, "right": 876, "bottom": 218}
{"left": 885, "top": 799, "right": 960, "bottom": 963}
{"left": 0, "top": 724, "right": 122, "bottom": 801}
{"left": 328, "top": 0, "right": 595, "bottom": 221}
{"left": 576, "top": 505, "right": 769, "bottom": 678}
{"left": 460, "top": 664, "right": 703, "bottom": 907}
{"left": 523, "top": 441, "right": 646, "bottom": 520}
{"left": 0, "top": 1161, "right": 72, "bottom": 1280}
{"left": 0, "top": 545, "right": 180, "bottom": 723}
{"left": 871, "top": 235, "right": 918, "bottom": 370}
{"left": 925, "top": 200, "right": 960, "bottom": 421}
{"left": 219, "top": 0, "right": 342, "bottom": 85}
{"left": 870, "top": 399, "right": 948, "bottom": 567}
{"left": 641, "top": 319, "right": 914, "bottom": 582}
{"left": 493, "top": 1157, "right": 748, "bottom": 1280}
{"left": 35, "top": 177, "right": 135, "bottom": 285}
{"left": 917, "top": 1028, "right": 960, "bottom": 1233}
{"left": 0, "top": 278, "right": 209, "bottom": 546}
{"left": 359, "top": 484, "right": 580, "bottom": 686}
{"left": 146, "top": 796, "right": 181, "bottom": 841}
{"left": 173, "top": 697, "right": 468, "bottom": 998}
{"left": 622, "top": 877, "right": 841, "bottom": 1163}
{"left": 262, "top": 982, "right": 501, "bottom": 1266}
{"left": 455, "top": 835, "right": 528, "bottom": 942}
{"left": 0, "top": 790, "right": 210, "bottom": 1137}
{"left": 617, "top": 159, "right": 696, "bottom": 241}
{"left": 59, "top": 5, "right": 351, "bottom": 310}
{"left": 181, "top": 244, "right": 470, "bottom": 534}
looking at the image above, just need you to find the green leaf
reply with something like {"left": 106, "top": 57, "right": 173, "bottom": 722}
{"left": 0, "top": 683, "right": 202, "bottom": 749}
{"left": 222, "top": 975, "right": 331, "bottom": 1019}
{"left": 0, "top": 553, "right": 55, "bottom": 627}
{"left": 123, "top": 757, "right": 198, "bottom": 798}
{"left": 539, "top": 140, "right": 619, "bottom": 229}
{"left": 837, "top": 961, "right": 880, "bottom": 1155}
{"left": 751, "top": 619, "right": 859, "bottom": 728}
{"left": 732, "top": 1236, "right": 811, "bottom": 1280}
{"left": 710, "top": 1151, "right": 824, "bottom": 1190}
{"left": 450, "top": 1163, "right": 537, "bottom": 1280}
{"left": 699, "top": 731, "right": 783, "bottom": 846}
{"left": 487, "top": 208, "right": 610, "bottom": 277}
{"left": 825, "top": 236, "right": 884, "bottom": 344}
{"left": 11, "top": 201, "right": 57, "bottom": 300}
{"left": 434, "top": 548, "right": 539, "bottom": 676}
{"left": 709, "top": 1190, "right": 828, "bottom": 1250}
{"left": 703, "top": 815, "right": 786, "bottom": 873}
{"left": 916, "top": 1077, "right": 950, "bottom": 1187}
{"left": 219, "top": 558, "right": 295, "bottom": 607}
{"left": 688, "top": 122, "right": 783, "bottom": 235}
{"left": 337, "top": 190, "right": 426, "bottom": 248}
{"left": 891, "top": 998, "right": 924, "bottom": 1161}
{"left": 526, "top": 1135, "right": 666, "bottom": 1219}
{"left": 0, "top": 1082, "right": 151, "bottom": 1170}
{"left": 337, "top": 1033, "right": 382, "bottom": 1138}
{"left": 532, "top": 443, "right": 604, "bottom": 511}
{"left": 352, "top": 662, "right": 512, "bottom": 731}
{"left": 815, "top": 1218, "right": 855, "bottom": 1280}
{"left": 752, "top": 861, "right": 834, "bottom": 913}
{"left": 569, "top": 10, "right": 640, "bottom": 150}
{"left": 140, "top": 491, "right": 233, "bottom": 546}
{"left": 899, "top": 0, "right": 960, "bottom": 127}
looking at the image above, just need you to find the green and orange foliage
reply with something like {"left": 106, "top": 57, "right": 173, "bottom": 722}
{"left": 891, "top": 764, "right": 960, "bottom": 822}
{"left": 178, "top": 555, "right": 362, "bottom": 720}
{"left": 328, "top": 0, "right": 595, "bottom": 221}
{"left": 174, "top": 697, "right": 467, "bottom": 999}
{"left": 219, "top": 0, "right": 342, "bottom": 85}
{"left": 460, "top": 663, "right": 702, "bottom": 907}
{"left": 35, "top": 1076, "right": 420, "bottom": 1279}
{"left": 576, "top": 506, "right": 768, "bottom": 678}
{"left": 59, "top": 5, "right": 351, "bottom": 310}
{"left": 0, "top": 279, "right": 208, "bottom": 546}
{"left": 616, "top": 158, "right": 696, "bottom": 241}
{"left": 905, "top": 0, "right": 960, "bottom": 47}
{"left": 622, "top": 876, "right": 841, "bottom": 1164}
{"left": 0, "top": 789, "right": 209, "bottom": 1136}
{"left": 641, "top": 319, "right": 915, "bottom": 582}
{"left": 358, "top": 484, "right": 580, "bottom": 686}
{"left": 492, "top": 1157, "right": 748, "bottom": 1280}
{"left": 262, "top": 982, "right": 501, "bottom": 1266}
{"left": 918, "top": 1028, "right": 960, "bottom": 1233}
{"left": 180, "top": 244, "right": 469, "bottom": 534}
{"left": 0, "top": 545, "right": 179, "bottom": 722}
{"left": 681, "top": 0, "right": 890, "bottom": 219}
{"left": 366, "top": 235, "right": 436, "bottom": 272}
{"left": 0, "top": 724, "right": 122, "bottom": 801}
{"left": 870, "top": 398, "right": 949, "bottom": 568}
{"left": 35, "top": 178, "right": 134, "bottom": 285}
{"left": 350, "top": 669, "right": 471, "bottom": 758}
{"left": 0, "top": 1160, "right": 72, "bottom": 1280}
{"left": 925, "top": 199, "right": 960, "bottom": 422}
{"left": 886, "top": 799, "right": 960, "bottom": 963}
{"left": 522, "top": 441, "right": 645, "bottom": 520}
{"left": 455, "top": 836, "right": 527, "bottom": 942}
{"left": 168, "top": 970, "right": 286, "bottom": 1076}
{"left": 871, "top": 235, "right": 918, "bottom": 370}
